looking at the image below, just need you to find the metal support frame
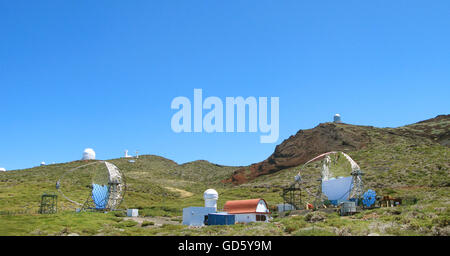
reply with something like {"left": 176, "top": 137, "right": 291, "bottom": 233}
{"left": 281, "top": 182, "right": 303, "bottom": 210}
{"left": 349, "top": 169, "right": 364, "bottom": 201}
{"left": 39, "top": 193, "right": 58, "bottom": 214}
{"left": 58, "top": 161, "right": 126, "bottom": 212}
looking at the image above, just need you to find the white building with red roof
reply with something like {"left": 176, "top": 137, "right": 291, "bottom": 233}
{"left": 223, "top": 198, "right": 271, "bottom": 223}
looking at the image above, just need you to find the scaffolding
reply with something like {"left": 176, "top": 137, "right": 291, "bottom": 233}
{"left": 39, "top": 193, "right": 58, "bottom": 214}
{"left": 281, "top": 182, "right": 303, "bottom": 210}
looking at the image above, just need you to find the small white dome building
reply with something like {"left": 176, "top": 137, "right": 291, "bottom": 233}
{"left": 334, "top": 114, "right": 342, "bottom": 123}
{"left": 82, "top": 148, "right": 96, "bottom": 160}
{"left": 0, "top": 168, "right": 6, "bottom": 172}
{"left": 40, "top": 162, "right": 46, "bottom": 166}
{"left": 204, "top": 189, "right": 219, "bottom": 210}
{"left": 182, "top": 188, "right": 219, "bottom": 226}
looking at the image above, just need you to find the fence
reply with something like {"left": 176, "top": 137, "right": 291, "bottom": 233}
{"left": 0, "top": 209, "right": 39, "bottom": 216}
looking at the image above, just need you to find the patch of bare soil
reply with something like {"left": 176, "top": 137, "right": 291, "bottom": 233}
{"left": 164, "top": 187, "right": 194, "bottom": 198}
{"left": 123, "top": 216, "right": 180, "bottom": 227}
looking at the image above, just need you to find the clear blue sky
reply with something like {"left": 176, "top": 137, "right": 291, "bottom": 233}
{"left": 1, "top": 1, "right": 449, "bottom": 170}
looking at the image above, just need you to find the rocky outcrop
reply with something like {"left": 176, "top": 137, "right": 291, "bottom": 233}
{"left": 223, "top": 115, "right": 450, "bottom": 185}
{"left": 223, "top": 122, "right": 372, "bottom": 184}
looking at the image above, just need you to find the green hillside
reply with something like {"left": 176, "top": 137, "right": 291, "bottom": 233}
{"left": 0, "top": 155, "right": 240, "bottom": 212}
{"left": 0, "top": 116, "right": 448, "bottom": 236}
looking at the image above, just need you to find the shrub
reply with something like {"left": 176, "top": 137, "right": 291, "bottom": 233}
{"left": 295, "top": 228, "right": 336, "bottom": 236}
{"left": 284, "top": 223, "right": 301, "bottom": 234}
{"left": 141, "top": 221, "right": 155, "bottom": 227}
{"left": 114, "top": 220, "right": 138, "bottom": 228}
{"left": 304, "top": 211, "right": 326, "bottom": 223}
{"left": 113, "top": 211, "right": 126, "bottom": 217}
{"left": 432, "top": 216, "right": 449, "bottom": 228}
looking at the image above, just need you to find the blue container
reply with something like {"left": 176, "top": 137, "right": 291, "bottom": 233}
{"left": 207, "top": 213, "right": 235, "bottom": 225}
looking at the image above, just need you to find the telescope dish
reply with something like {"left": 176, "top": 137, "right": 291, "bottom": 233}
{"left": 57, "top": 161, "right": 126, "bottom": 211}
{"left": 296, "top": 151, "right": 363, "bottom": 207}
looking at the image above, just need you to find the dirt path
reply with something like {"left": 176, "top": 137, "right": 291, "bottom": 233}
{"left": 164, "top": 186, "right": 194, "bottom": 198}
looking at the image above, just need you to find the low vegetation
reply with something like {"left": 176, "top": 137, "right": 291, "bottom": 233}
{"left": 0, "top": 116, "right": 448, "bottom": 236}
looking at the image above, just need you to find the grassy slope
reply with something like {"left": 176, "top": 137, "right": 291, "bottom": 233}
{"left": 0, "top": 119, "right": 448, "bottom": 236}
{"left": 0, "top": 155, "right": 240, "bottom": 212}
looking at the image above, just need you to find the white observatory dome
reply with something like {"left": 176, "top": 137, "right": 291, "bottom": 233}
{"left": 82, "top": 148, "right": 96, "bottom": 160}
{"left": 204, "top": 189, "right": 219, "bottom": 210}
{"left": 40, "top": 162, "right": 46, "bottom": 166}
{"left": 333, "top": 114, "right": 342, "bottom": 123}
{"left": 0, "top": 168, "right": 6, "bottom": 172}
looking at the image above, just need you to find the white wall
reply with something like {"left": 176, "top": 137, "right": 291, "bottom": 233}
{"left": 127, "top": 209, "right": 139, "bottom": 217}
{"left": 256, "top": 200, "right": 269, "bottom": 213}
{"left": 235, "top": 214, "right": 255, "bottom": 223}
{"left": 234, "top": 213, "right": 270, "bottom": 223}
{"left": 182, "top": 207, "right": 216, "bottom": 226}
{"left": 277, "top": 203, "right": 295, "bottom": 212}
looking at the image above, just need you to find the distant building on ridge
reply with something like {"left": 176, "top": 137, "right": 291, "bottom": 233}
{"left": 82, "top": 148, "right": 96, "bottom": 160}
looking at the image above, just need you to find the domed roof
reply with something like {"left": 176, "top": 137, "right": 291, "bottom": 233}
{"left": 203, "top": 188, "right": 218, "bottom": 200}
{"left": 0, "top": 168, "right": 6, "bottom": 172}
{"left": 333, "top": 114, "right": 342, "bottom": 123}
{"left": 223, "top": 199, "right": 269, "bottom": 214}
{"left": 82, "top": 148, "right": 96, "bottom": 160}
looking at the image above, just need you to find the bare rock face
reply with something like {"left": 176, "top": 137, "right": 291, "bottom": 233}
{"left": 222, "top": 114, "right": 450, "bottom": 185}
{"left": 223, "top": 122, "right": 372, "bottom": 185}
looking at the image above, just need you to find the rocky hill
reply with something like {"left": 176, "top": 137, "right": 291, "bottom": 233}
{"left": 0, "top": 115, "right": 448, "bottom": 236}
{"left": 224, "top": 115, "right": 450, "bottom": 185}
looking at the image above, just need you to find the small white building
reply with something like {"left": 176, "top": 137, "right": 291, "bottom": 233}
{"left": 40, "top": 162, "right": 46, "bottom": 166}
{"left": 334, "top": 114, "right": 342, "bottom": 123}
{"left": 277, "top": 203, "right": 295, "bottom": 212}
{"left": 0, "top": 168, "right": 6, "bottom": 172}
{"left": 82, "top": 148, "right": 96, "bottom": 160}
{"left": 182, "top": 188, "right": 219, "bottom": 226}
{"left": 127, "top": 209, "right": 139, "bottom": 217}
{"left": 223, "top": 199, "right": 271, "bottom": 223}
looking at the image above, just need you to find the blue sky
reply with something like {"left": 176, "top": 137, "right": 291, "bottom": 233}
{"left": 1, "top": 1, "right": 449, "bottom": 170}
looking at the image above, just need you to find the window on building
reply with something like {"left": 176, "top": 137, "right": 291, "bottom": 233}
{"left": 256, "top": 214, "right": 266, "bottom": 221}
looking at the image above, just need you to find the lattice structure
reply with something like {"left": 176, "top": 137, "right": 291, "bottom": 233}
{"left": 104, "top": 162, "right": 125, "bottom": 210}
{"left": 349, "top": 169, "right": 364, "bottom": 200}
{"left": 58, "top": 161, "right": 126, "bottom": 212}
{"left": 281, "top": 182, "right": 302, "bottom": 210}
{"left": 289, "top": 151, "right": 364, "bottom": 209}
{"left": 39, "top": 193, "right": 58, "bottom": 214}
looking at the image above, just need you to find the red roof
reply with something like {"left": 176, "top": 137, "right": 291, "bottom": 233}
{"left": 223, "top": 198, "right": 270, "bottom": 214}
